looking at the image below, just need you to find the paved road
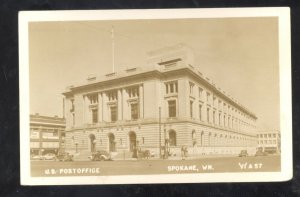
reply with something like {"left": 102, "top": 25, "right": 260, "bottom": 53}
{"left": 31, "top": 155, "right": 280, "bottom": 177}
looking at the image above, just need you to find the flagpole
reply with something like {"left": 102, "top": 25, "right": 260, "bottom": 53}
{"left": 111, "top": 26, "right": 115, "bottom": 73}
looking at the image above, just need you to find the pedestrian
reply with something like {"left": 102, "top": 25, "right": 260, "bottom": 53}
{"left": 181, "top": 146, "right": 185, "bottom": 160}
{"left": 184, "top": 146, "right": 188, "bottom": 159}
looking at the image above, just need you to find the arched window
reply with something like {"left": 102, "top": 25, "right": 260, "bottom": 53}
{"left": 192, "top": 130, "right": 196, "bottom": 146}
{"left": 169, "top": 130, "right": 177, "bottom": 146}
{"left": 208, "top": 132, "right": 212, "bottom": 146}
{"left": 200, "top": 131, "right": 204, "bottom": 146}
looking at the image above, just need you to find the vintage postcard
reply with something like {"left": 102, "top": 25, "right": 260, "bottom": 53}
{"left": 19, "top": 8, "right": 292, "bottom": 185}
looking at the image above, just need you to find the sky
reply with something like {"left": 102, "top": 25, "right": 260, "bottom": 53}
{"left": 29, "top": 17, "right": 279, "bottom": 130}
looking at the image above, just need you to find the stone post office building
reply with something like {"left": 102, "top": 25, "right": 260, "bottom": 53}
{"left": 63, "top": 44, "right": 258, "bottom": 157}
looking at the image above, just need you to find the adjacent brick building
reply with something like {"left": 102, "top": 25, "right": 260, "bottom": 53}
{"left": 30, "top": 114, "right": 66, "bottom": 156}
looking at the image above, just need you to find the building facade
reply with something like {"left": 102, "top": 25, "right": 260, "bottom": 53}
{"left": 30, "top": 114, "right": 66, "bottom": 156}
{"left": 257, "top": 130, "right": 281, "bottom": 153}
{"left": 63, "top": 44, "right": 258, "bottom": 158}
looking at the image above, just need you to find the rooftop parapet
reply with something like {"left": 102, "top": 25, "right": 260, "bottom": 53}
{"left": 146, "top": 43, "right": 195, "bottom": 67}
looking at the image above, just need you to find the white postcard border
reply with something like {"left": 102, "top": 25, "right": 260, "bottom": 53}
{"left": 19, "top": 7, "right": 292, "bottom": 185}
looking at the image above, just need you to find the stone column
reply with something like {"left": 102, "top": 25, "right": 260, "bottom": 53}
{"left": 118, "top": 89, "right": 122, "bottom": 121}
{"left": 122, "top": 88, "right": 129, "bottom": 120}
{"left": 102, "top": 93, "right": 109, "bottom": 122}
{"left": 98, "top": 92, "right": 103, "bottom": 122}
{"left": 139, "top": 85, "right": 144, "bottom": 119}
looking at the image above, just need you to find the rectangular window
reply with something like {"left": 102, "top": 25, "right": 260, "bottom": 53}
{"left": 92, "top": 109, "right": 98, "bottom": 123}
{"left": 90, "top": 94, "right": 98, "bottom": 104}
{"left": 170, "top": 83, "right": 174, "bottom": 93}
{"left": 165, "top": 84, "right": 169, "bottom": 94}
{"left": 168, "top": 100, "right": 176, "bottom": 118}
{"left": 219, "top": 113, "right": 221, "bottom": 125}
{"left": 213, "top": 111, "right": 215, "bottom": 124}
{"left": 207, "top": 108, "right": 210, "bottom": 122}
{"left": 30, "top": 130, "right": 39, "bottom": 139}
{"left": 70, "top": 99, "right": 75, "bottom": 112}
{"left": 273, "top": 134, "right": 276, "bottom": 138}
{"left": 128, "top": 87, "right": 139, "bottom": 98}
{"left": 165, "top": 81, "right": 178, "bottom": 94}
{"left": 110, "top": 106, "right": 117, "bottom": 122}
{"left": 199, "top": 104, "right": 202, "bottom": 120}
{"left": 30, "top": 142, "right": 40, "bottom": 148}
{"left": 189, "top": 82, "right": 194, "bottom": 94}
{"left": 131, "top": 103, "right": 139, "bottom": 120}
{"left": 224, "top": 115, "right": 226, "bottom": 127}
{"left": 199, "top": 87, "right": 203, "bottom": 100}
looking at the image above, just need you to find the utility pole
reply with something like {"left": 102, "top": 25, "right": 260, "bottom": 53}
{"left": 159, "top": 107, "right": 161, "bottom": 159}
{"left": 111, "top": 26, "right": 115, "bottom": 73}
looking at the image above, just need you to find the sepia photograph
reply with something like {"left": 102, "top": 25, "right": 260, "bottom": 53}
{"left": 19, "top": 8, "right": 292, "bottom": 185}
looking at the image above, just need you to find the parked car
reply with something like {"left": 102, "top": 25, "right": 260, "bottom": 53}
{"left": 89, "top": 150, "right": 112, "bottom": 161}
{"left": 41, "top": 153, "right": 56, "bottom": 160}
{"left": 56, "top": 152, "right": 74, "bottom": 162}
{"left": 238, "top": 150, "right": 248, "bottom": 157}
{"left": 255, "top": 149, "right": 268, "bottom": 157}
{"left": 31, "top": 154, "right": 43, "bottom": 160}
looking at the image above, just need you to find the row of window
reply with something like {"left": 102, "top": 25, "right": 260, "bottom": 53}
{"left": 89, "top": 86, "right": 140, "bottom": 104}
{"left": 188, "top": 81, "right": 255, "bottom": 122}
{"left": 91, "top": 103, "right": 139, "bottom": 123}
{"left": 258, "top": 133, "right": 279, "bottom": 138}
{"left": 168, "top": 99, "right": 252, "bottom": 130}
{"left": 258, "top": 140, "right": 278, "bottom": 145}
{"left": 30, "top": 142, "right": 60, "bottom": 148}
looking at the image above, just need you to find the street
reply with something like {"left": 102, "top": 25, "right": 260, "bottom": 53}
{"left": 31, "top": 155, "right": 280, "bottom": 177}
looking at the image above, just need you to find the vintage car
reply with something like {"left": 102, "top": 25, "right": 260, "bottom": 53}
{"left": 56, "top": 152, "right": 74, "bottom": 162}
{"left": 41, "top": 153, "right": 56, "bottom": 160}
{"left": 238, "top": 150, "right": 248, "bottom": 157}
{"left": 88, "top": 150, "right": 112, "bottom": 161}
{"left": 255, "top": 149, "right": 268, "bottom": 157}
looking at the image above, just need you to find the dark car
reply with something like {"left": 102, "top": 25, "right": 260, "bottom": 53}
{"left": 255, "top": 149, "right": 268, "bottom": 157}
{"left": 238, "top": 150, "right": 248, "bottom": 157}
{"left": 56, "top": 152, "right": 74, "bottom": 162}
{"left": 89, "top": 150, "right": 112, "bottom": 161}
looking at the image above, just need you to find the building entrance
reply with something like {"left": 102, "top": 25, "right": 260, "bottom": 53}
{"left": 129, "top": 132, "right": 137, "bottom": 152}
{"left": 89, "top": 134, "right": 96, "bottom": 152}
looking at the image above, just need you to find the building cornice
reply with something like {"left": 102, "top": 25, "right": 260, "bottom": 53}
{"left": 62, "top": 64, "right": 257, "bottom": 119}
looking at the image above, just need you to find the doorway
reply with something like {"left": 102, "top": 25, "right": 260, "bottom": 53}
{"left": 89, "top": 134, "right": 96, "bottom": 152}
{"left": 129, "top": 131, "right": 137, "bottom": 152}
